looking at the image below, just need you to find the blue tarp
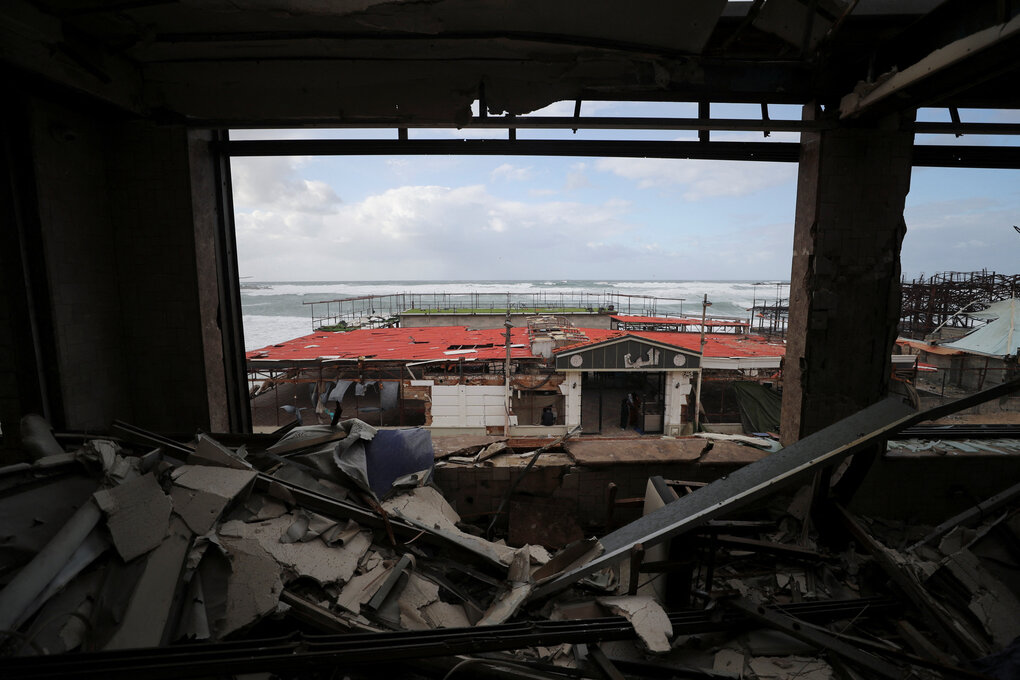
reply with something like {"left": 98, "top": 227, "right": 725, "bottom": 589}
{"left": 364, "top": 428, "right": 434, "bottom": 498}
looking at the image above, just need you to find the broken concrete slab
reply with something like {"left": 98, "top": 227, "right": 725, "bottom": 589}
{"left": 476, "top": 440, "right": 510, "bottom": 463}
{"left": 430, "top": 434, "right": 506, "bottom": 460}
{"left": 397, "top": 572, "right": 441, "bottom": 630}
{"left": 218, "top": 514, "right": 371, "bottom": 587}
{"left": 477, "top": 583, "right": 531, "bottom": 626}
{"left": 336, "top": 560, "right": 392, "bottom": 615}
{"left": 565, "top": 438, "right": 706, "bottom": 465}
{"left": 219, "top": 536, "right": 284, "bottom": 638}
{"left": 383, "top": 486, "right": 516, "bottom": 566}
{"left": 713, "top": 648, "right": 745, "bottom": 677}
{"left": 94, "top": 473, "right": 172, "bottom": 562}
{"left": 190, "top": 434, "right": 251, "bottom": 470}
{"left": 172, "top": 465, "right": 257, "bottom": 501}
{"left": 421, "top": 600, "right": 471, "bottom": 628}
{"left": 103, "top": 517, "right": 193, "bottom": 650}
{"left": 597, "top": 596, "right": 673, "bottom": 654}
{"left": 748, "top": 656, "right": 834, "bottom": 680}
{"left": 171, "top": 487, "right": 232, "bottom": 536}
{"left": 938, "top": 546, "right": 1020, "bottom": 648}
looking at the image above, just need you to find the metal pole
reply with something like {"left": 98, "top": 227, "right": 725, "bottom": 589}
{"left": 696, "top": 294, "right": 711, "bottom": 432}
{"left": 694, "top": 369, "right": 704, "bottom": 432}
{"left": 504, "top": 311, "right": 512, "bottom": 437}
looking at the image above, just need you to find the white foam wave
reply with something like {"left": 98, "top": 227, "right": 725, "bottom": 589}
{"left": 243, "top": 315, "right": 315, "bottom": 351}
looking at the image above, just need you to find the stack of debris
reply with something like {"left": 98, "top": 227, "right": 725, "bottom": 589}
{"left": 2, "top": 380, "right": 1019, "bottom": 679}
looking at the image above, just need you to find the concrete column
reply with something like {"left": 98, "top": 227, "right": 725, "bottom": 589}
{"left": 663, "top": 371, "right": 692, "bottom": 436}
{"left": 560, "top": 375, "right": 582, "bottom": 428}
{"left": 781, "top": 105, "right": 914, "bottom": 445}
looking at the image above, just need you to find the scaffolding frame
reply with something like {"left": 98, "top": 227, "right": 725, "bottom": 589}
{"left": 305, "top": 291, "right": 686, "bottom": 332}
{"left": 900, "top": 270, "right": 1020, "bottom": 339}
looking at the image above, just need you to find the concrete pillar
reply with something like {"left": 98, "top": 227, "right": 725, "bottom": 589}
{"left": 663, "top": 371, "right": 693, "bottom": 436}
{"left": 561, "top": 376, "right": 582, "bottom": 429}
{"left": 781, "top": 105, "right": 914, "bottom": 445}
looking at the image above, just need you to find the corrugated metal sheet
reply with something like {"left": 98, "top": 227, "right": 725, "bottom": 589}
{"left": 944, "top": 299, "right": 1020, "bottom": 358}
{"left": 247, "top": 327, "right": 536, "bottom": 362}
{"left": 554, "top": 328, "right": 787, "bottom": 359}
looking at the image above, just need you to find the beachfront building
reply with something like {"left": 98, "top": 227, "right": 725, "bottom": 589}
{"left": 246, "top": 320, "right": 786, "bottom": 436}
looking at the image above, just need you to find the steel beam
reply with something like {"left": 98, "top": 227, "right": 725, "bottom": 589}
{"left": 531, "top": 376, "right": 1020, "bottom": 601}
{"left": 221, "top": 138, "right": 1020, "bottom": 169}
{"left": 4, "top": 599, "right": 893, "bottom": 679}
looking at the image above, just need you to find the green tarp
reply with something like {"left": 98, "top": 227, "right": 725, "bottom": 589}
{"left": 731, "top": 381, "right": 782, "bottom": 434}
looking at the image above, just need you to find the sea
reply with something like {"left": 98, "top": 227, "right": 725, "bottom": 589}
{"left": 241, "top": 280, "right": 790, "bottom": 351}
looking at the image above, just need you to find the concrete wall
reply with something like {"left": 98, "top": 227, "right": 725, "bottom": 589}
{"left": 28, "top": 98, "right": 130, "bottom": 431}
{"left": 1, "top": 91, "right": 231, "bottom": 438}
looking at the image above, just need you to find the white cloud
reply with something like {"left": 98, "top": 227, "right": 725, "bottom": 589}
{"left": 232, "top": 157, "right": 341, "bottom": 214}
{"left": 490, "top": 163, "right": 534, "bottom": 182}
{"left": 236, "top": 183, "right": 636, "bottom": 279}
{"left": 594, "top": 158, "right": 796, "bottom": 200}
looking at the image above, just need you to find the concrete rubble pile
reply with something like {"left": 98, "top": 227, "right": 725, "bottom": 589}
{"left": 2, "top": 391, "right": 1020, "bottom": 680}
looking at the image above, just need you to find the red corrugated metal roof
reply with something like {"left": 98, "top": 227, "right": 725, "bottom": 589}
{"left": 612, "top": 314, "right": 749, "bottom": 327}
{"left": 553, "top": 328, "right": 786, "bottom": 358}
{"left": 247, "top": 327, "right": 537, "bottom": 362}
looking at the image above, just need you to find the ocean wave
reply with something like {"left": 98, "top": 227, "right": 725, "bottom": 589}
{"left": 243, "top": 315, "right": 316, "bottom": 351}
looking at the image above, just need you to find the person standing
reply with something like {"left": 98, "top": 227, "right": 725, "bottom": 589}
{"left": 541, "top": 405, "right": 556, "bottom": 426}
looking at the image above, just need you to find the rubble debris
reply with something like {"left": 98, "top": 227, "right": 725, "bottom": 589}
{"left": 103, "top": 517, "right": 192, "bottom": 650}
{"left": 0, "top": 498, "right": 102, "bottom": 633}
{"left": 597, "top": 596, "right": 673, "bottom": 653}
{"left": 336, "top": 558, "right": 392, "bottom": 614}
{"left": 532, "top": 396, "right": 919, "bottom": 599}
{"left": 219, "top": 514, "right": 371, "bottom": 587}
{"left": 19, "top": 414, "right": 65, "bottom": 461}
{"left": 93, "top": 473, "right": 172, "bottom": 562}
{"left": 383, "top": 485, "right": 516, "bottom": 566}
{"left": 190, "top": 433, "right": 251, "bottom": 470}
{"left": 712, "top": 648, "right": 745, "bottom": 676}
{"left": 3, "top": 380, "right": 1020, "bottom": 679}
{"left": 748, "top": 656, "right": 834, "bottom": 680}
{"left": 218, "top": 536, "right": 284, "bottom": 637}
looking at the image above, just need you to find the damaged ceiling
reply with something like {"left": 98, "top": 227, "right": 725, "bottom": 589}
{"left": 3, "top": 0, "right": 1019, "bottom": 126}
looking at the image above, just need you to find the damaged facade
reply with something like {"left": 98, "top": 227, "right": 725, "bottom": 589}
{"left": 2, "top": 1, "right": 1020, "bottom": 679}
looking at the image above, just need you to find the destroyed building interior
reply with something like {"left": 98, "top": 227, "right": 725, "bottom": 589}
{"left": 2, "top": 1, "right": 1020, "bottom": 679}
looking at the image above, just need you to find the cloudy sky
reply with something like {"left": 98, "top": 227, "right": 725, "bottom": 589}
{"left": 231, "top": 102, "right": 1019, "bottom": 281}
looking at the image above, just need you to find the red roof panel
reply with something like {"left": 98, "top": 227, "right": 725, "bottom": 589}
{"left": 553, "top": 329, "right": 786, "bottom": 358}
{"left": 247, "top": 326, "right": 537, "bottom": 362}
